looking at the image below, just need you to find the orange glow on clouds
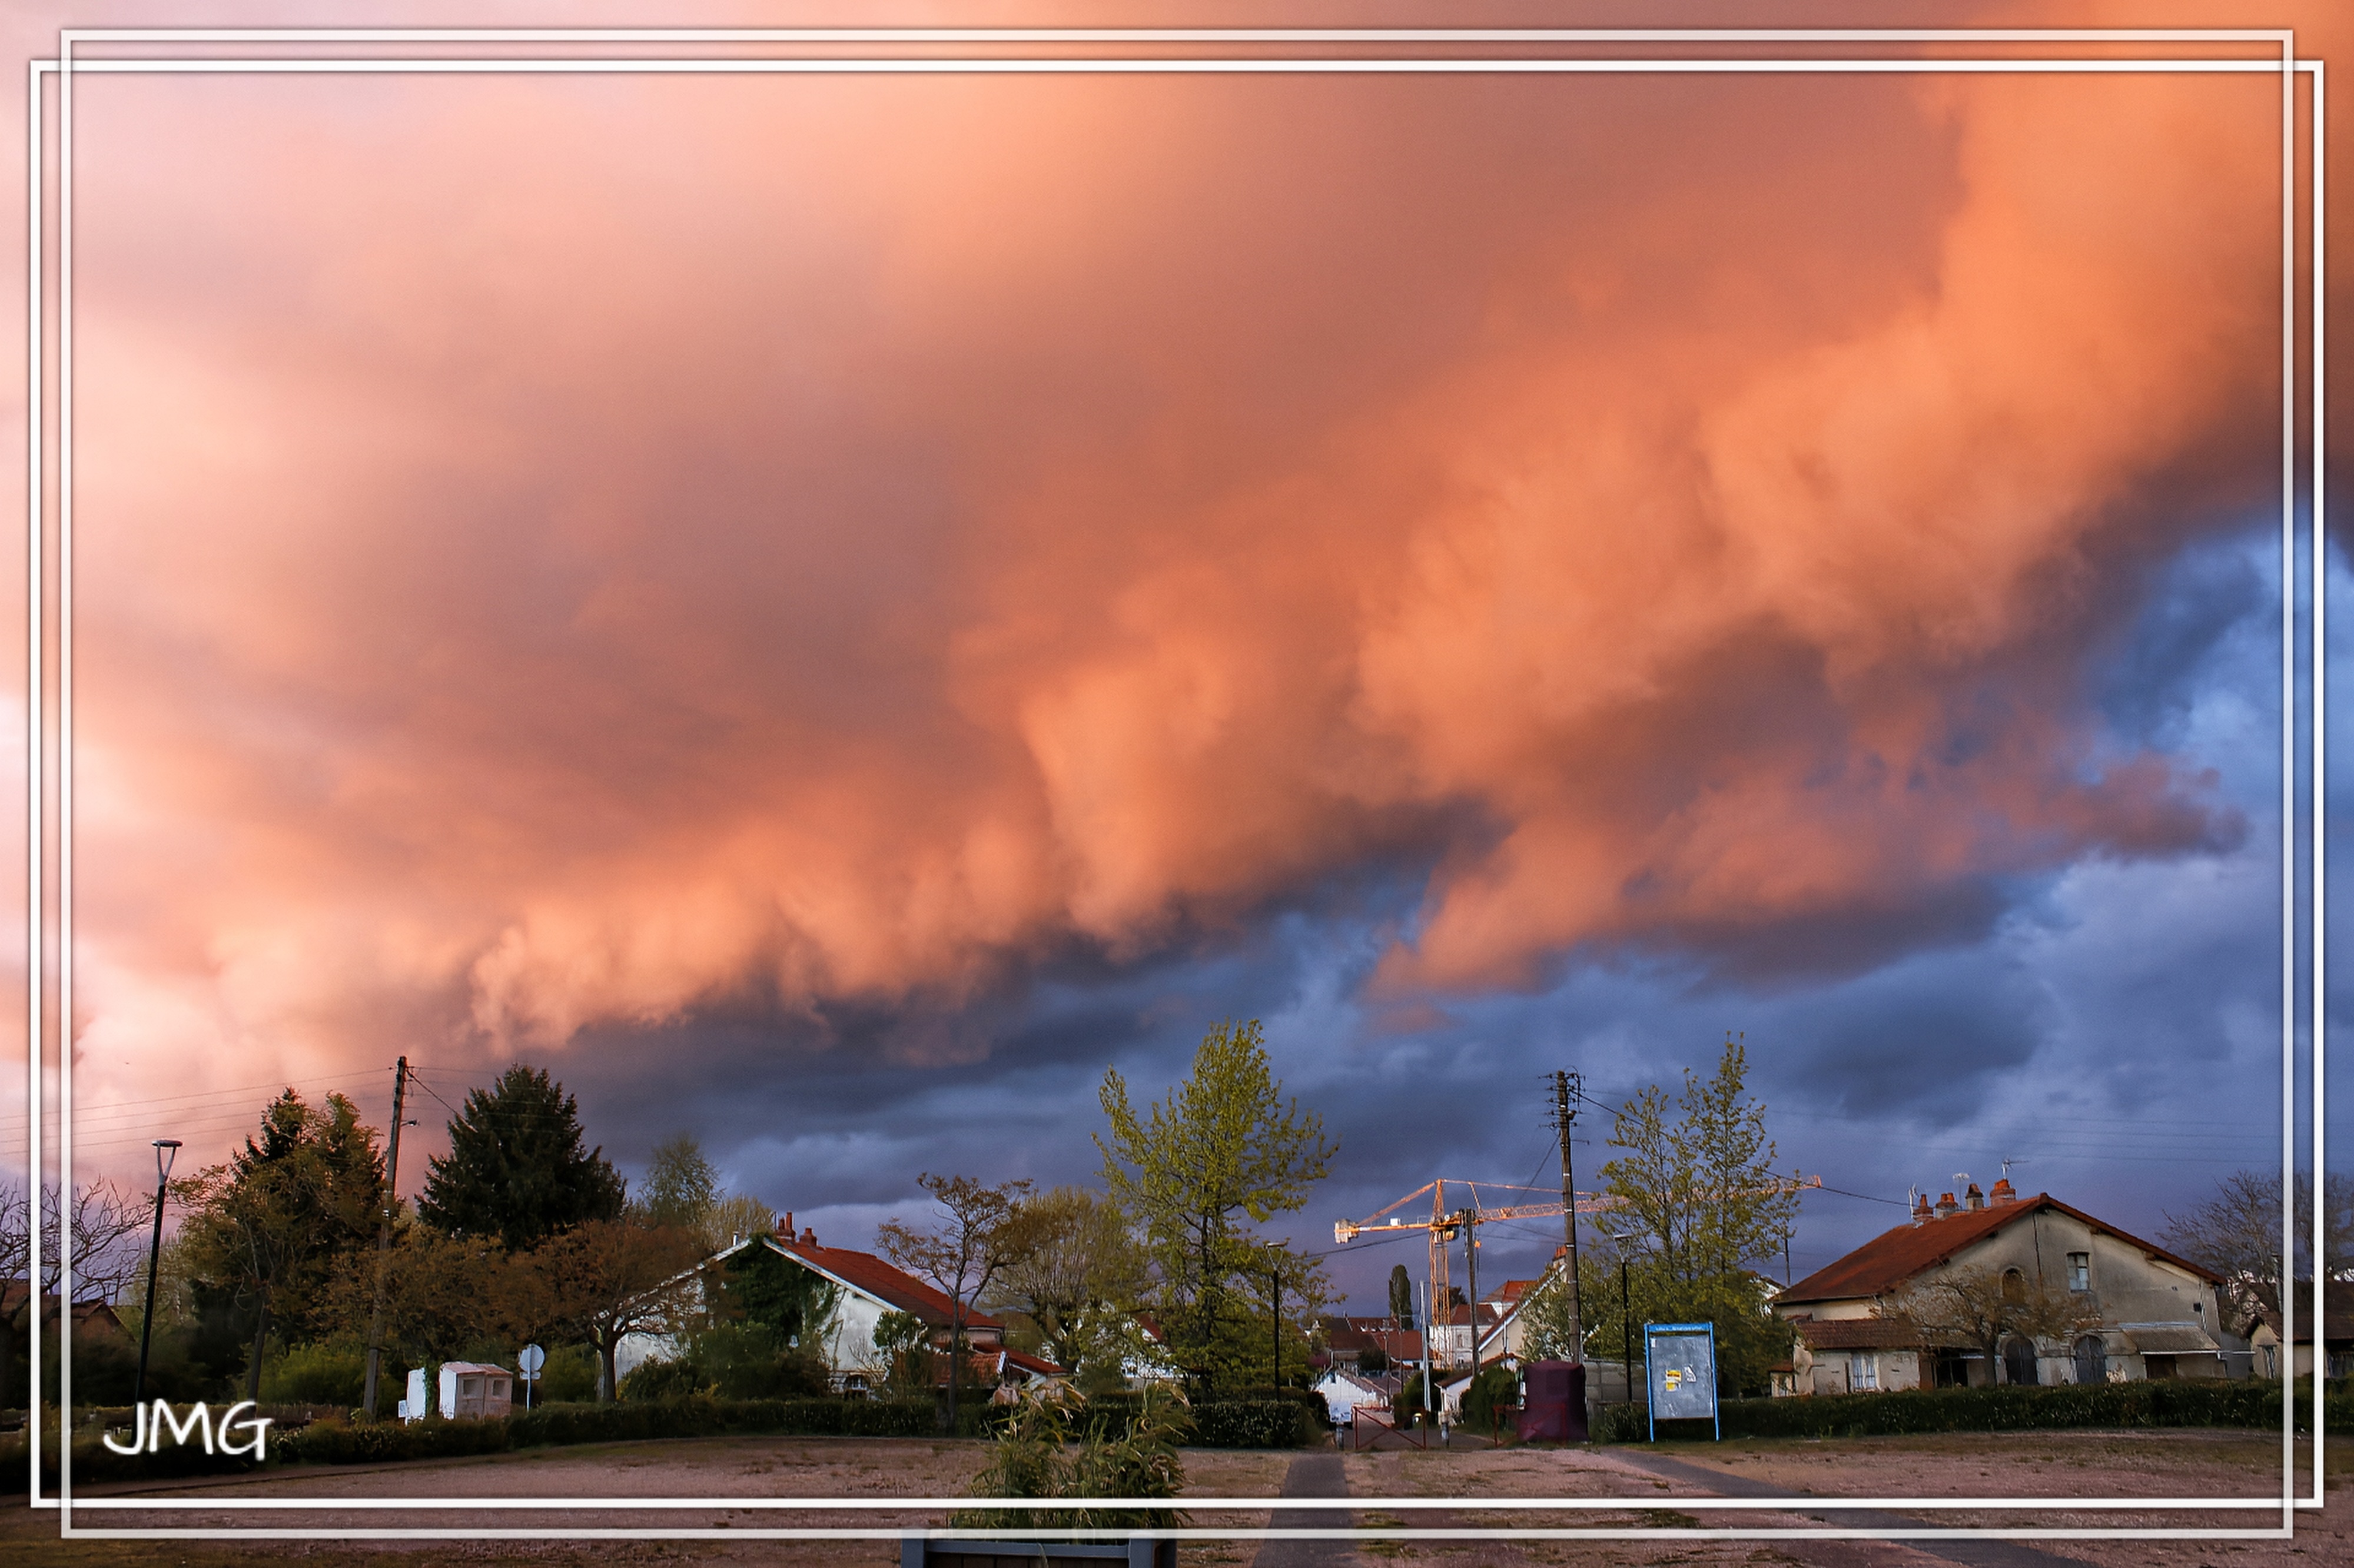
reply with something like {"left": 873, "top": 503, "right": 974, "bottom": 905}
{"left": 57, "top": 65, "right": 2280, "bottom": 1087}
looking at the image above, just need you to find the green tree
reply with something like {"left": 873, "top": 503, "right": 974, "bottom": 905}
{"left": 1095, "top": 1020, "right": 1336, "bottom": 1389}
{"left": 638, "top": 1134, "right": 720, "bottom": 1234}
{"left": 178, "top": 1090, "right": 385, "bottom": 1398}
{"left": 876, "top": 1174, "right": 1035, "bottom": 1431}
{"left": 1387, "top": 1263, "right": 1415, "bottom": 1329}
{"left": 986, "top": 1186, "right": 1151, "bottom": 1384}
{"left": 417, "top": 1065, "right": 625, "bottom": 1251}
{"left": 1594, "top": 1036, "right": 1798, "bottom": 1396}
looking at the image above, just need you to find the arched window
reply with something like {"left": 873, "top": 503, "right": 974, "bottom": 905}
{"left": 2073, "top": 1335, "right": 2107, "bottom": 1385}
{"left": 2001, "top": 1268, "right": 2027, "bottom": 1303}
{"left": 2003, "top": 1335, "right": 2040, "bottom": 1386}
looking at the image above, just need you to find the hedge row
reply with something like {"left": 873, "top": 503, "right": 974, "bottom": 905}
{"left": 1588, "top": 1378, "right": 2354, "bottom": 1444}
{"left": 2, "top": 1387, "right": 1320, "bottom": 1491}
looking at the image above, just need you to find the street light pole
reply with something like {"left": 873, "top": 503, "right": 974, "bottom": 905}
{"left": 132, "top": 1139, "right": 181, "bottom": 1408}
{"left": 1610, "top": 1231, "right": 1638, "bottom": 1407}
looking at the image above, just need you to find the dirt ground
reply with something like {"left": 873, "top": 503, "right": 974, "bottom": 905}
{"left": 1, "top": 1430, "right": 2345, "bottom": 1567}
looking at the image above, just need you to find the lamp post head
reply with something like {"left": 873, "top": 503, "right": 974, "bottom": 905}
{"left": 153, "top": 1138, "right": 181, "bottom": 1184}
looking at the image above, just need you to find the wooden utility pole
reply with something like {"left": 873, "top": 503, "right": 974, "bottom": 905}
{"left": 1461, "top": 1204, "right": 1482, "bottom": 1380}
{"left": 1554, "top": 1070, "right": 1585, "bottom": 1362}
{"left": 362, "top": 1056, "right": 407, "bottom": 1418}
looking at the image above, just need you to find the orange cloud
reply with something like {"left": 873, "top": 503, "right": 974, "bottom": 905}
{"left": 51, "top": 62, "right": 2280, "bottom": 1096}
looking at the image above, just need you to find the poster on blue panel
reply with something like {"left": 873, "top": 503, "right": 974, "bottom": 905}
{"left": 1644, "top": 1321, "right": 1720, "bottom": 1440}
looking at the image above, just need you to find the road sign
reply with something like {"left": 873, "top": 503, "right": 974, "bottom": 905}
{"left": 518, "top": 1343, "right": 546, "bottom": 1376}
{"left": 1643, "top": 1321, "right": 1720, "bottom": 1441}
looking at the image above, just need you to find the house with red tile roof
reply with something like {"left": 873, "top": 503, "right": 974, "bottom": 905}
{"left": 614, "top": 1220, "right": 1065, "bottom": 1397}
{"left": 1773, "top": 1181, "right": 2237, "bottom": 1395}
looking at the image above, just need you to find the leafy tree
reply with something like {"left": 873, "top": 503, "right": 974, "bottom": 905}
{"left": 638, "top": 1134, "right": 720, "bottom": 1234}
{"left": 873, "top": 1307, "right": 933, "bottom": 1398}
{"left": 321, "top": 1220, "right": 514, "bottom": 1374}
{"left": 987, "top": 1186, "right": 1151, "bottom": 1383}
{"left": 1593, "top": 1038, "right": 1798, "bottom": 1396}
{"left": 1095, "top": 1020, "right": 1336, "bottom": 1388}
{"left": 417, "top": 1065, "right": 625, "bottom": 1251}
{"left": 526, "top": 1217, "right": 703, "bottom": 1401}
{"left": 1387, "top": 1264, "right": 1415, "bottom": 1329}
{"left": 876, "top": 1173, "right": 1035, "bottom": 1431}
{"left": 178, "top": 1090, "right": 385, "bottom": 1398}
{"left": 1874, "top": 1264, "right": 2094, "bottom": 1383}
{"left": 1516, "top": 1258, "right": 1582, "bottom": 1362}
{"left": 2160, "top": 1171, "right": 2354, "bottom": 1333}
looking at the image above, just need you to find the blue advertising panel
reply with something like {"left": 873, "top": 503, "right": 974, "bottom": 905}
{"left": 1643, "top": 1321, "right": 1720, "bottom": 1441}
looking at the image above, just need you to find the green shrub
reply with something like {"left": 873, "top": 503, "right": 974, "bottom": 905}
{"left": 1592, "top": 1378, "right": 2354, "bottom": 1443}
{"left": 950, "top": 1389, "right": 1187, "bottom": 1530}
{"left": 619, "top": 1356, "right": 706, "bottom": 1402}
{"left": 1460, "top": 1366, "right": 1520, "bottom": 1437}
{"left": 261, "top": 1340, "right": 368, "bottom": 1407}
{"left": 535, "top": 1344, "right": 600, "bottom": 1404}
{"left": 1189, "top": 1399, "right": 1315, "bottom": 1448}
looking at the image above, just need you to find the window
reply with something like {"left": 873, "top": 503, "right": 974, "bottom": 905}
{"left": 2001, "top": 1268, "right": 2028, "bottom": 1303}
{"left": 1849, "top": 1352, "right": 1879, "bottom": 1391}
{"left": 2067, "top": 1253, "right": 2090, "bottom": 1292}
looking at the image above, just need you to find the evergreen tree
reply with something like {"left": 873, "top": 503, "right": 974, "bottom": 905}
{"left": 1387, "top": 1264, "right": 1415, "bottom": 1328}
{"left": 416, "top": 1065, "right": 624, "bottom": 1251}
{"left": 180, "top": 1089, "right": 386, "bottom": 1397}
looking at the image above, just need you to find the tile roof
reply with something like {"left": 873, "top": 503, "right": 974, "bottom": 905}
{"left": 2118, "top": 1323, "right": 2220, "bottom": 1356}
{"left": 771, "top": 1238, "right": 1005, "bottom": 1334}
{"left": 1791, "top": 1317, "right": 1927, "bottom": 1351}
{"left": 2253, "top": 1283, "right": 2354, "bottom": 1344}
{"left": 1777, "top": 1194, "right": 2222, "bottom": 1306}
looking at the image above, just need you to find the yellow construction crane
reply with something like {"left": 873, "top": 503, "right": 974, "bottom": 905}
{"left": 1334, "top": 1174, "right": 1822, "bottom": 1370}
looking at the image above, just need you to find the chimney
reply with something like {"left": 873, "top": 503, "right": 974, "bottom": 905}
{"left": 1964, "top": 1183, "right": 1986, "bottom": 1212}
{"left": 800, "top": 1227, "right": 817, "bottom": 1248}
{"left": 1934, "top": 1191, "right": 1959, "bottom": 1219}
{"left": 779, "top": 1211, "right": 794, "bottom": 1238}
{"left": 1988, "top": 1179, "right": 2017, "bottom": 1206}
{"left": 1911, "top": 1193, "right": 1933, "bottom": 1226}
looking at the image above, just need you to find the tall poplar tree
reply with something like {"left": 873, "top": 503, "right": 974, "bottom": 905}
{"left": 1095, "top": 1019, "right": 1336, "bottom": 1387}
{"left": 417, "top": 1066, "right": 624, "bottom": 1251}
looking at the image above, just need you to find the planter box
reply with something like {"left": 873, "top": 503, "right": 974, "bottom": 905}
{"left": 902, "top": 1540, "right": 1176, "bottom": 1568}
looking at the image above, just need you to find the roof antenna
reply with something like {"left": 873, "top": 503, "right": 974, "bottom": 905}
{"left": 1951, "top": 1172, "right": 1970, "bottom": 1188}
{"left": 2000, "top": 1157, "right": 2027, "bottom": 1182}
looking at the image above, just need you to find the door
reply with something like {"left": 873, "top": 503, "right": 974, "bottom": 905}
{"left": 2003, "top": 1337, "right": 2040, "bottom": 1386}
{"left": 2073, "top": 1335, "right": 2106, "bottom": 1384}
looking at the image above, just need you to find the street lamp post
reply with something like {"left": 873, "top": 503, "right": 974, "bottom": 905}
{"left": 132, "top": 1139, "right": 181, "bottom": 1408}
{"left": 1609, "top": 1231, "right": 1640, "bottom": 1407}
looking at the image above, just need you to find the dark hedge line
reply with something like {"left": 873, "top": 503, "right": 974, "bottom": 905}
{"left": 3, "top": 1386, "right": 1322, "bottom": 1490}
{"left": 1589, "top": 1378, "right": 2354, "bottom": 1444}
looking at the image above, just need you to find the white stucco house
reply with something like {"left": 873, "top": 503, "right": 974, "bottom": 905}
{"left": 1774, "top": 1181, "right": 2239, "bottom": 1394}
{"left": 615, "top": 1221, "right": 1064, "bottom": 1395}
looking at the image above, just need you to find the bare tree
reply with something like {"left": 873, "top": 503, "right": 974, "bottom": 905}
{"left": 1, "top": 1177, "right": 148, "bottom": 1408}
{"left": 876, "top": 1174, "right": 1034, "bottom": 1431}
{"left": 2160, "top": 1171, "right": 2353, "bottom": 1333}
{"left": 1875, "top": 1264, "right": 2094, "bottom": 1384}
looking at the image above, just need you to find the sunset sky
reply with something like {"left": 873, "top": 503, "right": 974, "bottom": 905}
{"left": 5, "top": 5, "right": 2346, "bottom": 1308}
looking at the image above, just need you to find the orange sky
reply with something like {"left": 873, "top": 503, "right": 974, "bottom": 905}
{"left": 2, "top": 7, "right": 2342, "bottom": 1188}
